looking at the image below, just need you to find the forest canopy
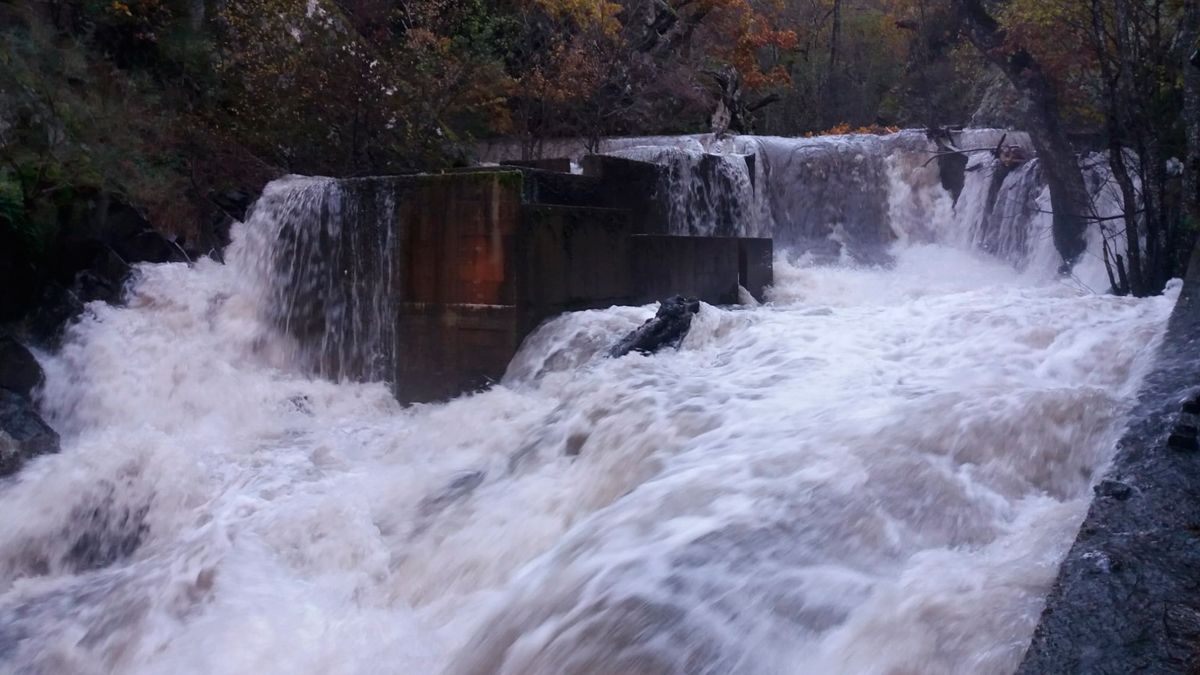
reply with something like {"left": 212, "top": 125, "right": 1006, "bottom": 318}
{"left": 1, "top": 0, "right": 1198, "bottom": 294}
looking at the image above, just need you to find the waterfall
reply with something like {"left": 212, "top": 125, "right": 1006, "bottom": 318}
{"left": 604, "top": 130, "right": 1117, "bottom": 291}
{"left": 234, "top": 176, "right": 399, "bottom": 383}
{"left": 0, "top": 130, "right": 1178, "bottom": 675}
{"left": 604, "top": 145, "right": 764, "bottom": 237}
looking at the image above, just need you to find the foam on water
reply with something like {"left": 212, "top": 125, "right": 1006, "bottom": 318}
{"left": 0, "top": 132, "right": 1178, "bottom": 674}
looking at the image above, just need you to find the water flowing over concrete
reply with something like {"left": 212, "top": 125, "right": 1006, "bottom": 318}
{"left": 0, "top": 131, "right": 1177, "bottom": 674}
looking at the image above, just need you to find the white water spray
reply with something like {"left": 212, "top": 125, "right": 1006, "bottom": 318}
{"left": 0, "top": 132, "right": 1177, "bottom": 675}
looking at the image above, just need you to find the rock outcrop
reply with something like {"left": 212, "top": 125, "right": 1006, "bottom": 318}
{"left": 0, "top": 338, "right": 58, "bottom": 477}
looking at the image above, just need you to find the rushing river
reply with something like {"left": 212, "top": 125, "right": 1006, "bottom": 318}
{"left": 0, "top": 132, "right": 1179, "bottom": 674}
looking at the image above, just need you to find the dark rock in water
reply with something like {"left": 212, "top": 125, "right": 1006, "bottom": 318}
{"left": 0, "top": 389, "right": 59, "bottom": 477}
{"left": 64, "top": 487, "right": 150, "bottom": 572}
{"left": 1093, "top": 479, "right": 1134, "bottom": 500}
{"left": 53, "top": 240, "right": 121, "bottom": 285}
{"left": 29, "top": 241, "right": 131, "bottom": 347}
{"left": 28, "top": 283, "right": 85, "bottom": 348}
{"left": 1166, "top": 423, "right": 1198, "bottom": 452}
{"left": 113, "top": 230, "right": 190, "bottom": 265}
{"left": 0, "top": 337, "right": 44, "bottom": 397}
{"left": 54, "top": 240, "right": 131, "bottom": 305}
{"left": 610, "top": 295, "right": 701, "bottom": 358}
{"left": 411, "top": 470, "right": 487, "bottom": 537}
{"left": 72, "top": 268, "right": 123, "bottom": 305}
{"left": 92, "top": 195, "right": 152, "bottom": 246}
{"left": 1182, "top": 396, "right": 1200, "bottom": 415}
{"left": 205, "top": 214, "right": 237, "bottom": 261}
{"left": 938, "top": 152, "right": 969, "bottom": 204}
{"left": 211, "top": 188, "right": 256, "bottom": 223}
{"left": 203, "top": 188, "right": 259, "bottom": 260}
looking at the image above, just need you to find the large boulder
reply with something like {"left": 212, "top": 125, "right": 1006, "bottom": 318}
{"left": 0, "top": 336, "right": 44, "bottom": 397}
{"left": 0, "top": 389, "right": 59, "bottom": 477}
{"left": 610, "top": 295, "right": 701, "bottom": 357}
{"left": 28, "top": 283, "right": 85, "bottom": 348}
{"left": 211, "top": 188, "right": 255, "bottom": 223}
{"left": 112, "top": 229, "right": 190, "bottom": 265}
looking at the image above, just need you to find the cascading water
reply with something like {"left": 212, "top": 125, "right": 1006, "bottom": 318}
{"left": 235, "top": 176, "right": 401, "bottom": 383}
{"left": 0, "top": 131, "right": 1177, "bottom": 674}
{"left": 604, "top": 145, "right": 763, "bottom": 237}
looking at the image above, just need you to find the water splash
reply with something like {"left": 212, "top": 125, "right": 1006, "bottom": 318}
{"left": 233, "top": 176, "right": 399, "bottom": 383}
{"left": 0, "top": 131, "right": 1178, "bottom": 675}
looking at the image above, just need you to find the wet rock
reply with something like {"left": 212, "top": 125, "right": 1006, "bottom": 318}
{"left": 410, "top": 470, "right": 487, "bottom": 537}
{"left": 211, "top": 188, "right": 255, "bottom": 223}
{"left": 113, "top": 230, "right": 190, "bottom": 265}
{"left": 1167, "top": 418, "right": 1199, "bottom": 452}
{"left": 88, "top": 194, "right": 152, "bottom": 246}
{"left": 0, "top": 389, "right": 59, "bottom": 477}
{"left": 564, "top": 432, "right": 588, "bottom": 457}
{"left": 418, "top": 471, "right": 486, "bottom": 519}
{"left": 1093, "top": 479, "right": 1134, "bottom": 501}
{"left": 71, "top": 268, "right": 122, "bottom": 305}
{"left": 28, "top": 241, "right": 133, "bottom": 347}
{"left": 0, "top": 337, "right": 44, "bottom": 397}
{"left": 65, "top": 492, "right": 150, "bottom": 572}
{"left": 28, "top": 283, "right": 85, "bottom": 347}
{"left": 938, "top": 152, "right": 969, "bottom": 203}
{"left": 1182, "top": 396, "right": 1200, "bottom": 415}
{"left": 56, "top": 240, "right": 131, "bottom": 305}
{"left": 200, "top": 188, "right": 259, "bottom": 261}
{"left": 610, "top": 295, "right": 701, "bottom": 357}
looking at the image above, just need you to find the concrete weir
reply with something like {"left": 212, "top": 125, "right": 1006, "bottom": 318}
{"left": 281, "top": 158, "right": 771, "bottom": 403}
{"left": 1018, "top": 247, "right": 1200, "bottom": 673}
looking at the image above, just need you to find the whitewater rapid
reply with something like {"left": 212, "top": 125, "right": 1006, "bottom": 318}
{"left": 0, "top": 219, "right": 1176, "bottom": 674}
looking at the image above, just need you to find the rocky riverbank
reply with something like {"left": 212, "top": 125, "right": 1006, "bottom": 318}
{"left": 1018, "top": 245, "right": 1200, "bottom": 672}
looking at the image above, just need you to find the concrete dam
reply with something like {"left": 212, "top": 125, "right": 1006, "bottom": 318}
{"left": 0, "top": 129, "right": 1191, "bottom": 674}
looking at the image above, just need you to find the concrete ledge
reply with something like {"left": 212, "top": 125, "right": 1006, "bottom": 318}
{"left": 1018, "top": 248, "right": 1200, "bottom": 673}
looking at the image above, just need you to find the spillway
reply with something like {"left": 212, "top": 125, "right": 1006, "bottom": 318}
{"left": 0, "top": 131, "right": 1175, "bottom": 674}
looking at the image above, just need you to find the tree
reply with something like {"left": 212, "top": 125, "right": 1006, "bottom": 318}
{"left": 952, "top": 0, "right": 1093, "bottom": 270}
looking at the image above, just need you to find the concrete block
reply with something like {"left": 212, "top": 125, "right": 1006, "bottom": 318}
{"left": 738, "top": 238, "right": 773, "bottom": 302}
{"left": 582, "top": 155, "right": 670, "bottom": 234}
{"left": 394, "top": 303, "right": 522, "bottom": 403}
{"left": 517, "top": 205, "right": 634, "bottom": 329}
{"left": 628, "top": 235, "right": 741, "bottom": 305}
{"left": 401, "top": 172, "right": 523, "bottom": 305}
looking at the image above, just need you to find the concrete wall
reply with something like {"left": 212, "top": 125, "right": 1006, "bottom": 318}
{"left": 311, "top": 163, "right": 771, "bottom": 403}
{"left": 401, "top": 173, "right": 523, "bottom": 305}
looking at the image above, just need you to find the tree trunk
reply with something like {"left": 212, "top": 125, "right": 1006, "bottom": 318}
{"left": 1183, "top": 0, "right": 1200, "bottom": 229}
{"left": 955, "top": 0, "right": 1093, "bottom": 269}
{"left": 1108, "top": 142, "right": 1143, "bottom": 293}
{"left": 825, "top": 0, "right": 842, "bottom": 126}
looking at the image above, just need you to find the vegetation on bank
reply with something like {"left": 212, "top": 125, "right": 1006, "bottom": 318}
{"left": 0, "top": 0, "right": 1198, "bottom": 301}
